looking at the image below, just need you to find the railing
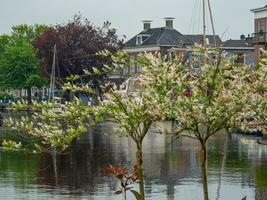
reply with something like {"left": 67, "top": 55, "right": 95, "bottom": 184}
{"left": 252, "top": 32, "right": 267, "bottom": 44}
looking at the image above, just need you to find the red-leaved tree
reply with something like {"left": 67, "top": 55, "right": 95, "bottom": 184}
{"left": 34, "top": 14, "right": 124, "bottom": 98}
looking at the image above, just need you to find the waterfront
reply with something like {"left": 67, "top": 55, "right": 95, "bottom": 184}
{"left": 0, "top": 124, "right": 266, "bottom": 200}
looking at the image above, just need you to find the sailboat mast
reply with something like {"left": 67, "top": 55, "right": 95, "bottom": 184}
{"left": 203, "top": 0, "right": 206, "bottom": 47}
{"left": 49, "top": 44, "right": 56, "bottom": 102}
{"left": 207, "top": 0, "right": 216, "bottom": 47}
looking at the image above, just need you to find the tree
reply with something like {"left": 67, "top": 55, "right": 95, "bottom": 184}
{"left": 237, "top": 50, "right": 267, "bottom": 135}
{"left": 63, "top": 50, "right": 173, "bottom": 200}
{"left": 34, "top": 14, "right": 123, "bottom": 99}
{"left": 142, "top": 47, "right": 251, "bottom": 200}
{"left": 0, "top": 24, "right": 48, "bottom": 104}
{"left": 0, "top": 38, "right": 46, "bottom": 104}
{"left": 11, "top": 24, "right": 48, "bottom": 44}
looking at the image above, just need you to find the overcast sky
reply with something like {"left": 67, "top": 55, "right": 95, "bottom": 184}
{"left": 0, "top": 0, "right": 266, "bottom": 41}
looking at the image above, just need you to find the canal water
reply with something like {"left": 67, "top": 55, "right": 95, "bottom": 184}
{"left": 0, "top": 124, "right": 267, "bottom": 200}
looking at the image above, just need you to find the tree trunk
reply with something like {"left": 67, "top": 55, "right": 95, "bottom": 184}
{"left": 136, "top": 142, "right": 145, "bottom": 200}
{"left": 27, "top": 87, "right": 32, "bottom": 105}
{"left": 200, "top": 142, "right": 209, "bottom": 200}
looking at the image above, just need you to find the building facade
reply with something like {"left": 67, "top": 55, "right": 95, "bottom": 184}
{"left": 251, "top": 5, "right": 267, "bottom": 63}
{"left": 109, "top": 18, "right": 222, "bottom": 83}
{"left": 122, "top": 18, "right": 193, "bottom": 77}
{"left": 221, "top": 37, "right": 255, "bottom": 66}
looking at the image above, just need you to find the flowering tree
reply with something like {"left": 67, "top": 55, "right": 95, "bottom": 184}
{"left": 140, "top": 47, "right": 251, "bottom": 200}
{"left": 64, "top": 50, "right": 176, "bottom": 200}
{"left": 237, "top": 50, "right": 267, "bottom": 136}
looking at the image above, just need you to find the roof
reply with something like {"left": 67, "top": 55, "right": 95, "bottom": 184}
{"left": 221, "top": 39, "right": 254, "bottom": 49}
{"left": 124, "top": 27, "right": 193, "bottom": 48}
{"left": 185, "top": 34, "right": 222, "bottom": 47}
{"left": 251, "top": 5, "right": 267, "bottom": 12}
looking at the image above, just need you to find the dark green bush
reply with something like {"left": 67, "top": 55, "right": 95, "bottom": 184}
{"left": 0, "top": 92, "right": 14, "bottom": 100}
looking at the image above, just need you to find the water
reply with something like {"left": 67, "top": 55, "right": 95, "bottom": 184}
{"left": 0, "top": 124, "right": 267, "bottom": 200}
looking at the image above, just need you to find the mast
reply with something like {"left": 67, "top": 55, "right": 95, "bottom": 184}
{"left": 207, "top": 0, "right": 216, "bottom": 47}
{"left": 203, "top": 0, "right": 206, "bottom": 47}
{"left": 49, "top": 44, "right": 56, "bottom": 102}
{"left": 203, "top": 0, "right": 217, "bottom": 47}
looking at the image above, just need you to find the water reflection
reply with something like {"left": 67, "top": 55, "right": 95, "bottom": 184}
{"left": 0, "top": 123, "right": 267, "bottom": 199}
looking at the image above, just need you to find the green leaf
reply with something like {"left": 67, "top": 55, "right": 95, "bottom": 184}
{"left": 92, "top": 67, "right": 100, "bottom": 75}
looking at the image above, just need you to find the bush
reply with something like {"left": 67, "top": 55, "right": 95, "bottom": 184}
{"left": 0, "top": 92, "right": 14, "bottom": 100}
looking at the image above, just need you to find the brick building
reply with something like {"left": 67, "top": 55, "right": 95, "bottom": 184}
{"left": 251, "top": 5, "right": 267, "bottom": 63}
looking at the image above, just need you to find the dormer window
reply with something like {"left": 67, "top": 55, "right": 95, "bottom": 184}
{"left": 136, "top": 35, "right": 150, "bottom": 45}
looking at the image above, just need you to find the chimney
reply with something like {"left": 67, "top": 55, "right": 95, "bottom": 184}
{"left": 142, "top": 20, "right": 152, "bottom": 31}
{"left": 164, "top": 17, "right": 175, "bottom": 29}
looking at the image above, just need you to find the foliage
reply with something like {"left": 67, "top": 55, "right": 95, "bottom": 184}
{"left": 104, "top": 165, "right": 141, "bottom": 200}
{"left": 133, "top": 46, "right": 252, "bottom": 200}
{"left": 175, "top": 50, "right": 249, "bottom": 141}
{"left": 0, "top": 24, "right": 48, "bottom": 103}
{"left": 11, "top": 24, "right": 48, "bottom": 44}
{"left": 0, "top": 39, "right": 46, "bottom": 90}
{"left": 2, "top": 140, "right": 22, "bottom": 151}
{"left": 4, "top": 98, "right": 93, "bottom": 153}
{"left": 34, "top": 14, "right": 124, "bottom": 96}
{"left": 64, "top": 51, "right": 171, "bottom": 200}
{"left": 0, "top": 92, "right": 14, "bottom": 99}
{"left": 236, "top": 50, "right": 267, "bottom": 133}
{"left": 0, "top": 35, "right": 10, "bottom": 55}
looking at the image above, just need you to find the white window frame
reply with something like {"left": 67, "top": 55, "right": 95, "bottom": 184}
{"left": 136, "top": 34, "right": 150, "bottom": 45}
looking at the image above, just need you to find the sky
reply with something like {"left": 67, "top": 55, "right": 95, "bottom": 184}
{"left": 0, "top": 0, "right": 266, "bottom": 41}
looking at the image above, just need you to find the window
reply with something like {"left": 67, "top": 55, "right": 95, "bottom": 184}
{"left": 123, "top": 66, "right": 130, "bottom": 75}
{"left": 258, "top": 19, "right": 264, "bottom": 33}
{"left": 169, "top": 51, "right": 176, "bottom": 60}
{"left": 136, "top": 35, "right": 150, "bottom": 45}
{"left": 136, "top": 36, "right": 142, "bottom": 45}
{"left": 234, "top": 53, "right": 245, "bottom": 64}
{"left": 136, "top": 55, "right": 142, "bottom": 73}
